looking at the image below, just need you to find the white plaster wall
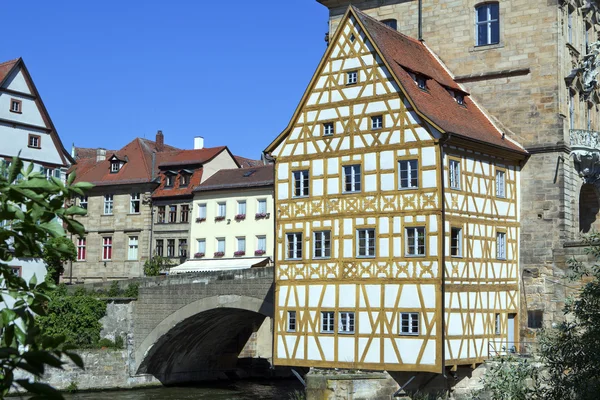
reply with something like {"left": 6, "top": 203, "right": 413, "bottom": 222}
{"left": 199, "top": 151, "right": 239, "bottom": 183}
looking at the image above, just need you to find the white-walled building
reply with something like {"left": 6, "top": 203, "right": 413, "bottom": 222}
{"left": 172, "top": 165, "right": 274, "bottom": 273}
{"left": 0, "top": 58, "right": 74, "bottom": 282}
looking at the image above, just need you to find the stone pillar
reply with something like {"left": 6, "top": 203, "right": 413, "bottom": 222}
{"left": 305, "top": 369, "right": 399, "bottom": 400}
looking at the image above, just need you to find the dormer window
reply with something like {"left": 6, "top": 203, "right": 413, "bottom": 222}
{"left": 416, "top": 75, "right": 427, "bottom": 90}
{"left": 381, "top": 19, "right": 397, "bottom": 30}
{"left": 110, "top": 161, "right": 120, "bottom": 173}
{"left": 180, "top": 173, "right": 190, "bottom": 187}
{"left": 165, "top": 174, "right": 175, "bottom": 188}
{"left": 455, "top": 93, "right": 465, "bottom": 106}
{"left": 10, "top": 99, "right": 22, "bottom": 113}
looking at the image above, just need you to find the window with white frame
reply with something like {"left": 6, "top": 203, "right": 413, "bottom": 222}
{"left": 347, "top": 70, "right": 358, "bottom": 85}
{"left": 293, "top": 170, "right": 309, "bottom": 197}
{"left": 286, "top": 232, "right": 303, "bottom": 259}
{"left": 288, "top": 311, "right": 297, "bottom": 332}
{"left": 406, "top": 227, "right": 426, "bottom": 256}
{"left": 217, "top": 202, "right": 226, "bottom": 218}
{"left": 450, "top": 227, "right": 462, "bottom": 257}
{"left": 257, "top": 235, "right": 266, "bottom": 252}
{"left": 496, "top": 170, "right": 506, "bottom": 198}
{"left": 128, "top": 236, "right": 138, "bottom": 260}
{"left": 77, "top": 238, "right": 86, "bottom": 261}
{"left": 28, "top": 134, "right": 41, "bottom": 149}
{"left": 110, "top": 162, "right": 120, "bottom": 173}
{"left": 371, "top": 115, "right": 383, "bottom": 129}
{"left": 198, "top": 203, "right": 207, "bottom": 219}
{"left": 103, "top": 194, "right": 113, "bottom": 215}
{"left": 449, "top": 159, "right": 461, "bottom": 190}
{"left": 196, "top": 239, "right": 206, "bottom": 255}
{"left": 339, "top": 312, "right": 355, "bottom": 333}
{"left": 10, "top": 98, "right": 21, "bottom": 113}
{"left": 357, "top": 228, "right": 376, "bottom": 257}
{"left": 321, "top": 311, "right": 335, "bottom": 333}
{"left": 323, "top": 122, "right": 334, "bottom": 136}
{"left": 399, "top": 312, "right": 419, "bottom": 335}
{"left": 217, "top": 238, "right": 225, "bottom": 253}
{"left": 155, "top": 239, "right": 164, "bottom": 256}
{"left": 130, "top": 193, "right": 140, "bottom": 214}
{"left": 79, "top": 195, "right": 88, "bottom": 210}
{"left": 237, "top": 200, "right": 246, "bottom": 216}
{"left": 257, "top": 199, "right": 267, "bottom": 214}
{"left": 169, "top": 205, "right": 177, "bottom": 223}
{"left": 165, "top": 174, "right": 174, "bottom": 187}
{"left": 495, "top": 313, "right": 501, "bottom": 335}
{"left": 313, "top": 231, "right": 331, "bottom": 258}
{"left": 343, "top": 164, "right": 361, "bottom": 193}
{"left": 179, "top": 239, "right": 187, "bottom": 257}
{"left": 102, "top": 237, "right": 112, "bottom": 260}
{"left": 399, "top": 159, "right": 419, "bottom": 189}
{"left": 497, "top": 231, "right": 506, "bottom": 259}
{"left": 167, "top": 239, "right": 175, "bottom": 257}
{"left": 475, "top": 3, "right": 500, "bottom": 46}
{"left": 237, "top": 237, "right": 246, "bottom": 252}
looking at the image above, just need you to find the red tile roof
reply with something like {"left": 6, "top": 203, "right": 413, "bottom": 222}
{"left": 235, "top": 156, "right": 264, "bottom": 168}
{"left": 0, "top": 58, "right": 19, "bottom": 83}
{"left": 353, "top": 8, "right": 526, "bottom": 155}
{"left": 194, "top": 164, "right": 274, "bottom": 192}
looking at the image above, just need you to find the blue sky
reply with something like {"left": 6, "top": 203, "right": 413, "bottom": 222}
{"left": 1, "top": 1, "right": 330, "bottom": 159}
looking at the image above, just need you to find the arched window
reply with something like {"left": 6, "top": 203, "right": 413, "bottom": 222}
{"left": 381, "top": 19, "right": 397, "bottom": 31}
{"left": 475, "top": 3, "right": 499, "bottom": 46}
{"left": 580, "top": 184, "right": 600, "bottom": 233}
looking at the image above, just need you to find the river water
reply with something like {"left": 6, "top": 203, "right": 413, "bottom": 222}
{"left": 62, "top": 380, "right": 304, "bottom": 400}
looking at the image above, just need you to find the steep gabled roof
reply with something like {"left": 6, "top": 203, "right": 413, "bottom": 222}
{"left": 194, "top": 164, "right": 274, "bottom": 192}
{"left": 235, "top": 155, "right": 264, "bottom": 168}
{"left": 264, "top": 7, "right": 527, "bottom": 158}
{"left": 0, "top": 58, "right": 75, "bottom": 165}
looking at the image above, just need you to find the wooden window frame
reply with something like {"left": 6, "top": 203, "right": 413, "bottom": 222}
{"left": 292, "top": 169, "right": 310, "bottom": 198}
{"left": 10, "top": 98, "right": 22, "bottom": 114}
{"left": 313, "top": 230, "right": 331, "bottom": 259}
{"left": 475, "top": 2, "right": 500, "bottom": 46}
{"left": 448, "top": 158, "right": 462, "bottom": 190}
{"left": 321, "top": 311, "right": 335, "bottom": 333}
{"left": 323, "top": 122, "right": 335, "bottom": 136}
{"left": 346, "top": 70, "right": 358, "bottom": 85}
{"left": 450, "top": 226, "right": 463, "bottom": 258}
{"left": 371, "top": 115, "right": 383, "bottom": 130}
{"left": 28, "top": 134, "right": 41, "bottom": 149}
{"left": 495, "top": 168, "right": 506, "bottom": 198}
{"left": 399, "top": 312, "right": 420, "bottom": 335}
{"left": 339, "top": 311, "right": 355, "bottom": 334}
{"left": 496, "top": 230, "right": 507, "bottom": 260}
{"left": 287, "top": 311, "right": 297, "bottom": 332}
{"left": 398, "top": 158, "right": 419, "bottom": 190}
{"left": 405, "top": 226, "right": 426, "bottom": 257}
{"left": 286, "top": 232, "right": 303, "bottom": 260}
{"left": 356, "top": 228, "right": 376, "bottom": 258}
{"left": 343, "top": 164, "right": 362, "bottom": 193}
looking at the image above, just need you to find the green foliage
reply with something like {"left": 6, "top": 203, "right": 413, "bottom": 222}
{"left": 143, "top": 255, "right": 173, "bottom": 276}
{"left": 107, "top": 281, "right": 120, "bottom": 297}
{"left": 37, "top": 285, "right": 106, "bottom": 348}
{"left": 475, "top": 355, "right": 540, "bottom": 400}
{"left": 65, "top": 380, "right": 78, "bottom": 393}
{"left": 42, "top": 236, "right": 77, "bottom": 284}
{"left": 97, "top": 336, "right": 124, "bottom": 349}
{"left": 123, "top": 282, "right": 139, "bottom": 298}
{"left": 114, "top": 335, "right": 124, "bottom": 349}
{"left": 537, "top": 232, "right": 600, "bottom": 399}
{"left": 287, "top": 389, "right": 306, "bottom": 400}
{"left": 409, "top": 391, "right": 449, "bottom": 400}
{"left": 0, "top": 156, "right": 92, "bottom": 397}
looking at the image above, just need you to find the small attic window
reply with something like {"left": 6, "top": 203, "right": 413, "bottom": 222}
{"left": 416, "top": 75, "right": 427, "bottom": 90}
{"left": 165, "top": 173, "right": 175, "bottom": 188}
{"left": 381, "top": 19, "right": 397, "bottom": 30}
{"left": 180, "top": 172, "right": 190, "bottom": 187}
{"left": 350, "top": 33, "right": 356, "bottom": 43}
{"left": 243, "top": 170, "right": 257, "bottom": 178}
{"left": 455, "top": 93, "right": 465, "bottom": 106}
{"left": 110, "top": 161, "right": 120, "bottom": 173}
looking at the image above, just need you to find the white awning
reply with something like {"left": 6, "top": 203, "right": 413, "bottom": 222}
{"left": 169, "top": 257, "right": 271, "bottom": 274}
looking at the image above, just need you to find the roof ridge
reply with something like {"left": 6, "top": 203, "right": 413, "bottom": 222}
{"left": 350, "top": 6, "right": 423, "bottom": 46}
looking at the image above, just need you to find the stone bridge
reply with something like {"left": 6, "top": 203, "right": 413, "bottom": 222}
{"left": 85, "top": 267, "right": 275, "bottom": 384}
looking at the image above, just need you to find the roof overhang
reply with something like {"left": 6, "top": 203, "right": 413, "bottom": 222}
{"left": 169, "top": 257, "right": 272, "bottom": 274}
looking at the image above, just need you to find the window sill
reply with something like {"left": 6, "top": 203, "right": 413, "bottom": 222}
{"left": 102, "top": 260, "right": 112, "bottom": 262}
{"left": 399, "top": 333, "right": 419, "bottom": 336}
{"left": 339, "top": 331, "right": 355, "bottom": 335}
{"left": 292, "top": 195, "right": 309, "bottom": 199}
{"left": 286, "top": 330, "right": 297, "bottom": 333}
{"left": 101, "top": 214, "right": 114, "bottom": 217}
{"left": 320, "top": 331, "right": 334, "bottom": 334}
{"left": 405, "top": 254, "right": 426, "bottom": 258}
{"left": 128, "top": 213, "right": 141, "bottom": 216}
{"left": 450, "top": 255, "right": 463, "bottom": 259}
{"left": 398, "top": 187, "right": 419, "bottom": 191}
{"left": 125, "top": 259, "right": 138, "bottom": 262}
{"left": 27, "top": 145, "right": 41, "bottom": 149}
{"left": 285, "top": 258, "right": 303, "bottom": 261}
{"left": 312, "top": 257, "right": 331, "bottom": 260}
{"left": 343, "top": 191, "right": 361, "bottom": 194}
{"left": 9, "top": 110, "right": 22, "bottom": 114}
{"left": 470, "top": 43, "right": 503, "bottom": 52}
{"left": 448, "top": 187, "right": 461, "bottom": 191}
{"left": 77, "top": 260, "right": 86, "bottom": 262}
{"left": 356, "top": 255, "right": 376, "bottom": 259}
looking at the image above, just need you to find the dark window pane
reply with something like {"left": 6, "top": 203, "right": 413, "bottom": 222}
{"left": 490, "top": 21, "right": 500, "bottom": 44}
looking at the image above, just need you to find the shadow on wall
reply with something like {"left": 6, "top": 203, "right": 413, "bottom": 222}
{"left": 580, "top": 183, "right": 600, "bottom": 233}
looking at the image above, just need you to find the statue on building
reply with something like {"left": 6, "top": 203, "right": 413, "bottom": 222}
{"left": 580, "top": 34, "right": 600, "bottom": 97}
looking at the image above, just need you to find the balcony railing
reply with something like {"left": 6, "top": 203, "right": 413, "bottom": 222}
{"left": 488, "top": 340, "right": 538, "bottom": 359}
{"left": 570, "top": 129, "right": 600, "bottom": 183}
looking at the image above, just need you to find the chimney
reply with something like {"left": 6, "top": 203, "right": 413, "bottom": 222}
{"left": 156, "top": 130, "right": 164, "bottom": 151}
{"left": 194, "top": 136, "right": 204, "bottom": 150}
{"left": 96, "top": 148, "right": 106, "bottom": 162}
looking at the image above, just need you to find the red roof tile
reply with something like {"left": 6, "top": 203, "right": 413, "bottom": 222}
{"left": 234, "top": 156, "right": 264, "bottom": 168}
{"left": 194, "top": 164, "right": 274, "bottom": 192}
{"left": 0, "top": 58, "right": 19, "bottom": 84}
{"left": 353, "top": 8, "right": 526, "bottom": 155}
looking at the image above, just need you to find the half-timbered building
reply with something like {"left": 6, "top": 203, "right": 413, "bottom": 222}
{"left": 264, "top": 7, "right": 528, "bottom": 372}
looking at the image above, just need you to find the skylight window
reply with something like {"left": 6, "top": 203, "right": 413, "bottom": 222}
{"left": 416, "top": 75, "right": 427, "bottom": 90}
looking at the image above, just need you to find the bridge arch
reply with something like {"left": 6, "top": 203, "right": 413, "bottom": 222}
{"left": 135, "top": 294, "right": 274, "bottom": 382}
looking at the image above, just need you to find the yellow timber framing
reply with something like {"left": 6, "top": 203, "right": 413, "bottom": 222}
{"left": 269, "top": 6, "right": 524, "bottom": 374}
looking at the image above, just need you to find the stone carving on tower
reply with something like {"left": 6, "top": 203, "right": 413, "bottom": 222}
{"left": 571, "top": 129, "right": 600, "bottom": 182}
